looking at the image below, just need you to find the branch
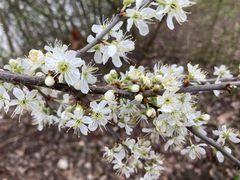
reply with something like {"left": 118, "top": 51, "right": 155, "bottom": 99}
{"left": 188, "top": 127, "right": 240, "bottom": 167}
{"left": 1, "top": 71, "right": 240, "bottom": 98}
{"left": 193, "top": 77, "right": 239, "bottom": 84}
{"left": 77, "top": 0, "right": 154, "bottom": 56}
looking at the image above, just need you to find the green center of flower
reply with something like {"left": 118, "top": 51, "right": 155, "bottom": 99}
{"left": 94, "top": 44, "right": 101, "bottom": 51}
{"left": 58, "top": 61, "right": 70, "bottom": 73}
{"left": 13, "top": 66, "right": 24, "bottom": 74}
{"left": 133, "top": 11, "right": 142, "bottom": 19}
{"left": 165, "top": 98, "right": 172, "bottom": 104}
{"left": 76, "top": 118, "right": 83, "bottom": 125}
{"left": 170, "top": 2, "right": 178, "bottom": 10}
{"left": 93, "top": 112, "right": 103, "bottom": 120}
{"left": 223, "top": 132, "right": 230, "bottom": 139}
{"left": 43, "top": 107, "right": 50, "bottom": 115}
{"left": 19, "top": 99, "right": 28, "bottom": 106}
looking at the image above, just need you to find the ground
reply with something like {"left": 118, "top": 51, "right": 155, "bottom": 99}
{"left": 0, "top": 91, "right": 240, "bottom": 180}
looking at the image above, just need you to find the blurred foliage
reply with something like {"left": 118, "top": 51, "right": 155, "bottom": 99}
{"left": 0, "top": 0, "right": 240, "bottom": 68}
{"left": 0, "top": 0, "right": 121, "bottom": 59}
{"left": 152, "top": 0, "right": 240, "bottom": 68}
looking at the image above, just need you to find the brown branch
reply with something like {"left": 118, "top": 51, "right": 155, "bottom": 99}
{"left": 0, "top": 71, "right": 240, "bottom": 99}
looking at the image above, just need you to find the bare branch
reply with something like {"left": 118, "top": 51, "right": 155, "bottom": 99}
{"left": 188, "top": 127, "right": 240, "bottom": 167}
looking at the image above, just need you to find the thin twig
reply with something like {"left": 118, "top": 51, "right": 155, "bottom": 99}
{"left": 77, "top": 0, "right": 154, "bottom": 56}
{"left": 192, "top": 77, "right": 239, "bottom": 84}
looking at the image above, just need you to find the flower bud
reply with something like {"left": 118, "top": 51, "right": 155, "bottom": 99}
{"left": 130, "top": 84, "right": 140, "bottom": 93}
{"left": 143, "top": 77, "right": 152, "bottom": 88}
{"left": 146, "top": 108, "right": 156, "bottom": 118}
{"left": 28, "top": 49, "right": 44, "bottom": 62}
{"left": 104, "top": 74, "right": 111, "bottom": 83}
{"left": 135, "top": 94, "right": 143, "bottom": 102}
{"left": 110, "top": 69, "right": 118, "bottom": 79}
{"left": 104, "top": 90, "right": 115, "bottom": 101}
{"left": 35, "top": 72, "right": 45, "bottom": 77}
{"left": 153, "top": 84, "right": 161, "bottom": 92}
{"left": 9, "top": 59, "right": 18, "bottom": 67}
{"left": 154, "top": 75, "right": 162, "bottom": 82}
{"left": 201, "top": 114, "right": 210, "bottom": 121}
{"left": 128, "top": 72, "right": 138, "bottom": 81}
{"left": 75, "top": 104, "right": 84, "bottom": 112}
{"left": 45, "top": 75, "right": 55, "bottom": 87}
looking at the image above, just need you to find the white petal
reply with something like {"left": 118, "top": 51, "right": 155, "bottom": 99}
{"left": 229, "top": 136, "right": 240, "bottom": 143}
{"left": 136, "top": 0, "right": 143, "bottom": 10}
{"left": 13, "top": 88, "right": 25, "bottom": 100}
{"left": 80, "top": 124, "right": 88, "bottom": 135}
{"left": 107, "top": 45, "right": 117, "bottom": 57}
{"left": 167, "top": 14, "right": 175, "bottom": 30}
{"left": 66, "top": 120, "right": 75, "bottom": 127}
{"left": 65, "top": 50, "right": 77, "bottom": 60}
{"left": 136, "top": 20, "right": 149, "bottom": 36}
{"left": 94, "top": 51, "right": 102, "bottom": 64}
{"left": 80, "top": 80, "right": 90, "bottom": 94}
{"left": 92, "top": 25, "right": 103, "bottom": 33}
{"left": 83, "top": 116, "right": 92, "bottom": 124}
{"left": 127, "top": 19, "right": 134, "bottom": 32}
{"left": 112, "top": 55, "right": 122, "bottom": 68}
{"left": 216, "top": 151, "right": 224, "bottom": 163}
{"left": 189, "top": 150, "right": 196, "bottom": 160}
{"left": 88, "top": 122, "right": 98, "bottom": 131}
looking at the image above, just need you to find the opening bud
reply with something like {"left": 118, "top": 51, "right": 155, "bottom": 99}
{"left": 130, "top": 84, "right": 140, "bottom": 92}
{"left": 45, "top": 75, "right": 55, "bottom": 87}
{"left": 135, "top": 94, "right": 143, "bottom": 102}
{"left": 104, "top": 90, "right": 115, "bottom": 101}
{"left": 146, "top": 108, "right": 157, "bottom": 118}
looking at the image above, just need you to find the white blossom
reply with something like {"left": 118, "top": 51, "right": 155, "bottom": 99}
{"left": 216, "top": 146, "right": 232, "bottom": 163}
{"left": 74, "top": 64, "right": 97, "bottom": 94}
{"left": 213, "top": 125, "right": 240, "bottom": 144}
{"left": 214, "top": 65, "right": 233, "bottom": 79}
{"left": 181, "top": 143, "right": 207, "bottom": 160}
{"left": 102, "top": 31, "right": 135, "bottom": 67}
{"left": 126, "top": 0, "right": 156, "bottom": 36}
{"left": 9, "top": 87, "right": 38, "bottom": 118}
{"left": 157, "top": 90, "right": 179, "bottom": 113}
{"left": 88, "top": 101, "right": 111, "bottom": 131}
{"left": 44, "top": 44, "right": 84, "bottom": 85}
{"left": 65, "top": 110, "right": 92, "bottom": 136}
{"left": 187, "top": 63, "right": 206, "bottom": 83}
{"left": 156, "top": 0, "right": 194, "bottom": 30}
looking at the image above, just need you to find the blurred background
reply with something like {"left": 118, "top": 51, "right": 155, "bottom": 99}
{"left": 0, "top": 0, "right": 240, "bottom": 179}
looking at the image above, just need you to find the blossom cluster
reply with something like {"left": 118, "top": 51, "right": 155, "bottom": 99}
{"left": 212, "top": 125, "right": 240, "bottom": 163}
{"left": 103, "top": 138, "right": 164, "bottom": 179}
{"left": 88, "top": 0, "right": 194, "bottom": 67}
{"left": 4, "top": 42, "right": 97, "bottom": 94}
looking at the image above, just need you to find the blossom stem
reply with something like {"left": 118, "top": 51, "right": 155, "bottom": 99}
{"left": 188, "top": 127, "right": 240, "bottom": 167}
